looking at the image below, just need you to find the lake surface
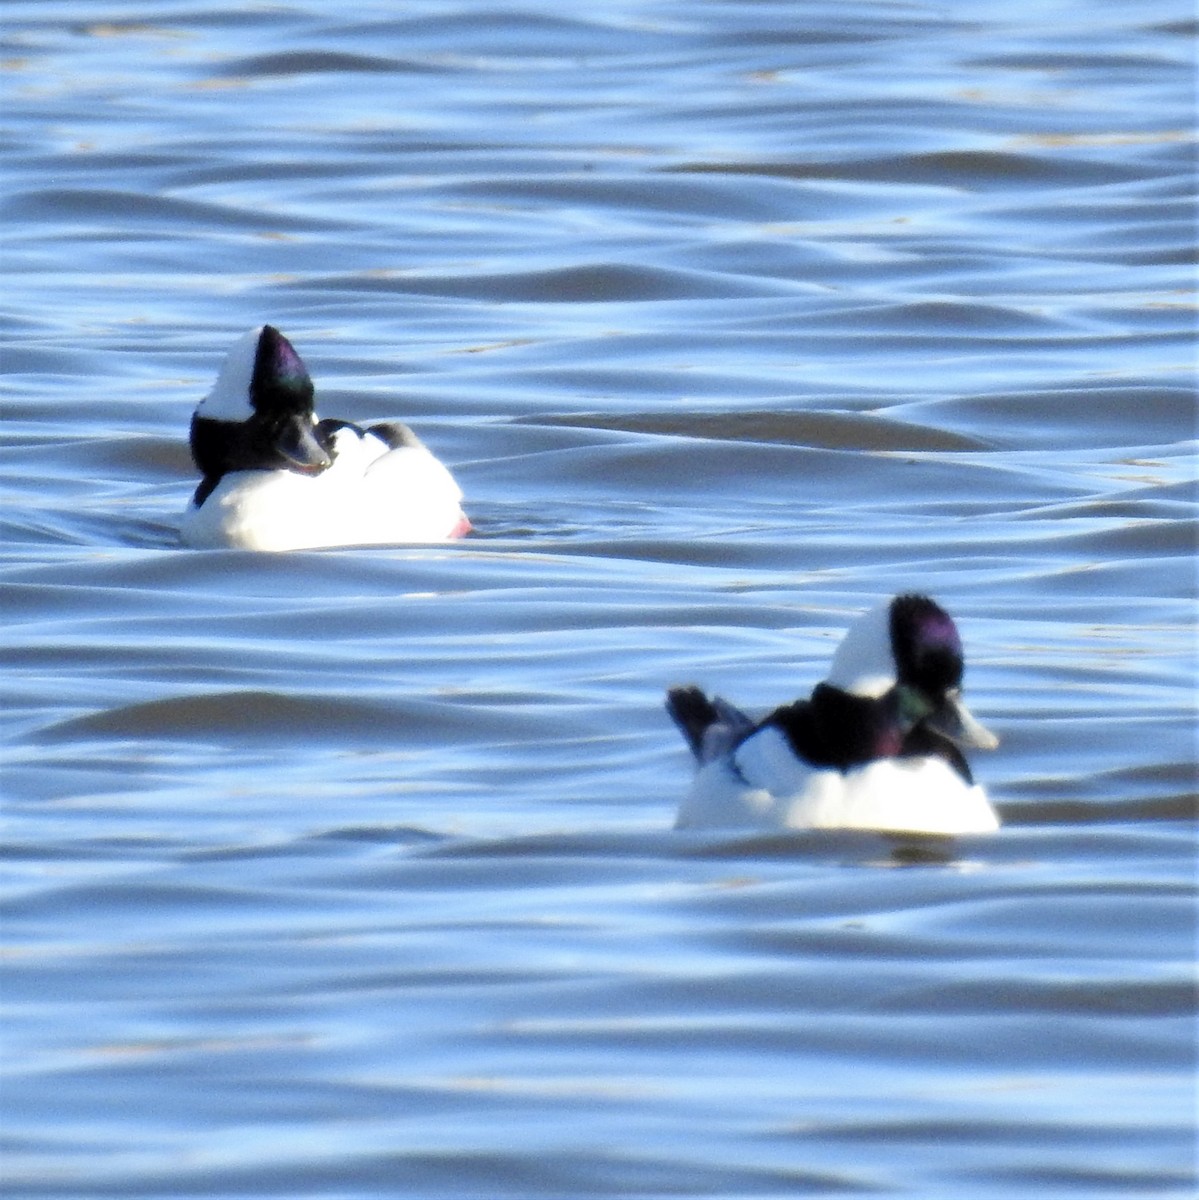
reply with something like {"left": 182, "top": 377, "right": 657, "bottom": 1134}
{"left": 2, "top": 1, "right": 1196, "bottom": 1196}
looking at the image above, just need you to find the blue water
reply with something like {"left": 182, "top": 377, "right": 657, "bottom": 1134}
{"left": 2, "top": 1, "right": 1196, "bottom": 1196}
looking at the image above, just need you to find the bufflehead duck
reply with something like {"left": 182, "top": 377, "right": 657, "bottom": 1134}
{"left": 666, "top": 594, "right": 1000, "bottom": 835}
{"left": 179, "top": 325, "right": 470, "bottom": 550}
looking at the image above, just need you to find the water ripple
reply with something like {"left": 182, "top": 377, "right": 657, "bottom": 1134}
{"left": 3, "top": 0, "right": 1195, "bottom": 1196}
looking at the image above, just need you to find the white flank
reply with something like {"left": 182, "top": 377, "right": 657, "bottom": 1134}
{"left": 180, "top": 425, "right": 467, "bottom": 551}
{"left": 675, "top": 725, "right": 1000, "bottom": 836}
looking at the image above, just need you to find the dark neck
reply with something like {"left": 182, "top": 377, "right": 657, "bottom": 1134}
{"left": 191, "top": 414, "right": 253, "bottom": 481}
{"left": 766, "top": 683, "right": 903, "bottom": 770}
{"left": 188, "top": 412, "right": 334, "bottom": 497}
{"left": 766, "top": 682, "right": 973, "bottom": 781}
{"left": 899, "top": 724, "right": 974, "bottom": 783}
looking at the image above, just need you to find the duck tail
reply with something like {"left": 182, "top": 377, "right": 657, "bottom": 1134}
{"left": 666, "top": 686, "right": 718, "bottom": 759}
{"left": 666, "top": 686, "right": 753, "bottom": 764}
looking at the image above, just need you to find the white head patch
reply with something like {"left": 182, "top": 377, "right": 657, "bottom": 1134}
{"left": 195, "top": 326, "right": 264, "bottom": 422}
{"left": 825, "top": 598, "right": 897, "bottom": 698}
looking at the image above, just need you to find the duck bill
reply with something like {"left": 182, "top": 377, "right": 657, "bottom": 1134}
{"left": 274, "top": 416, "right": 331, "bottom": 474}
{"left": 926, "top": 693, "right": 999, "bottom": 751}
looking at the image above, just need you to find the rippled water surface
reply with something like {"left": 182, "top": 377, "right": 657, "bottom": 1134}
{"left": 3, "top": 1, "right": 1196, "bottom": 1196}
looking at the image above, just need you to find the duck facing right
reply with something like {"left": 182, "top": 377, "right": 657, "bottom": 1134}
{"left": 666, "top": 594, "right": 1001, "bottom": 836}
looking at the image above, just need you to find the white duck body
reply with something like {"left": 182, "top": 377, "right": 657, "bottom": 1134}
{"left": 180, "top": 424, "right": 467, "bottom": 551}
{"left": 179, "top": 325, "right": 469, "bottom": 551}
{"left": 668, "top": 595, "right": 1001, "bottom": 837}
{"left": 676, "top": 726, "right": 1000, "bottom": 835}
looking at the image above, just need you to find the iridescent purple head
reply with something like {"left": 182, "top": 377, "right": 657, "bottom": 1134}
{"left": 196, "top": 325, "right": 315, "bottom": 423}
{"left": 890, "top": 594, "right": 964, "bottom": 695}
{"left": 890, "top": 594, "right": 997, "bottom": 751}
{"left": 825, "top": 593, "right": 997, "bottom": 752}
{"left": 249, "top": 325, "right": 315, "bottom": 417}
{"left": 190, "top": 325, "right": 330, "bottom": 487}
